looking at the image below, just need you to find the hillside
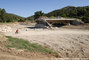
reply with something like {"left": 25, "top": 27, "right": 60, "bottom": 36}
{"left": 0, "top": 8, "right": 25, "bottom": 23}
{"left": 27, "top": 6, "right": 89, "bottom": 23}
{"left": 46, "top": 6, "right": 89, "bottom": 23}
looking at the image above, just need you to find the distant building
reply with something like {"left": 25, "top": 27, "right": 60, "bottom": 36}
{"left": 35, "top": 16, "right": 84, "bottom": 28}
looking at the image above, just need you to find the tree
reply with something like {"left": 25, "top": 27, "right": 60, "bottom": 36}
{"left": 0, "top": 8, "right": 2, "bottom": 22}
{"left": 0, "top": 8, "right": 1, "bottom": 14}
{"left": 82, "top": 12, "right": 89, "bottom": 23}
{"left": 1, "top": 9, "right": 6, "bottom": 22}
{"left": 34, "top": 11, "right": 44, "bottom": 19}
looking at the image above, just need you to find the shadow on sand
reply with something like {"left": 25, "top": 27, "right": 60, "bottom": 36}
{"left": 26, "top": 27, "right": 47, "bottom": 29}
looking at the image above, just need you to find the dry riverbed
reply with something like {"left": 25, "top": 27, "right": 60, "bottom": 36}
{"left": 3, "top": 23, "right": 89, "bottom": 58}
{"left": 1, "top": 23, "right": 89, "bottom": 59}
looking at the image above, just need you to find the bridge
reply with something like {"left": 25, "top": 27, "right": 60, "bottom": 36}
{"left": 36, "top": 17, "right": 83, "bottom": 28}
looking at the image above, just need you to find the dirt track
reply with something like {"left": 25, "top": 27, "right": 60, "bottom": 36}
{"left": 3, "top": 23, "right": 89, "bottom": 58}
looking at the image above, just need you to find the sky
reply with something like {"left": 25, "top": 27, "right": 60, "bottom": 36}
{"left": 0, "top": 0, "right": 89, "bottom": 17}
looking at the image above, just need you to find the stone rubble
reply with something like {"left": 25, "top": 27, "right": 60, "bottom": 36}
{"left": 0, "top": 26, "right": 12, "bottom": 32}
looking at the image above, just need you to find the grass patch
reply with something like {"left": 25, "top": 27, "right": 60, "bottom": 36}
{"left": 6, "top": 36, "right": 57, "bottom": 54}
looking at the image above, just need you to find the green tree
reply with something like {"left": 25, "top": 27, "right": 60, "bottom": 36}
{"left": 82, "top": 12, "right": 89, "bottom": 23}
{"left": 1, "top": 9, "right": 6, "bottom": 22}
{"left": 0, "top": 8, "right": 1, "bottom": 14}
{"left": 0, "top": 8, "right": 2, "bottom": 22}
{"left": 34, "top": 11, "right": 44, "bottom": 19}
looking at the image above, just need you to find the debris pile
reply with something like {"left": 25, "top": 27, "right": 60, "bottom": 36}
{"left": 0, "top": 26, "right": 12, "bottom": 32}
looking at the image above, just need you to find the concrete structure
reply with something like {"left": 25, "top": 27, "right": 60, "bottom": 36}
{"left": 35, "top": 17, "right": 84, "bottom": 28}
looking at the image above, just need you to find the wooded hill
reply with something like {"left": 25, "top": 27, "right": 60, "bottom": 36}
{"left": 0, "top": 8, "right": 25, "bottom": 23}
{"left": 46, "top": 6, "right": 89, "bottom": 23}
{"left": 0, "top": 6, "right": 89, "bottom": 23}
{"left": 27, "top": 6, "right": 89, "bottom": 23}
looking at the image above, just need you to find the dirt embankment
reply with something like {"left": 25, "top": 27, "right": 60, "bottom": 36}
{"left": 0, "top": 34, "right": 57, "bottom": 60}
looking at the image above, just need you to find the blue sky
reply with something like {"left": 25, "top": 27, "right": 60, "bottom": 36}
{"left": 0, "top": 0, "right": 89, "bottom": 17}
